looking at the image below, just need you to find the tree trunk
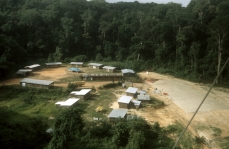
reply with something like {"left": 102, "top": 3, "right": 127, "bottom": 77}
{"left": 217, "top": 50, "right": 221, "bottom": 84}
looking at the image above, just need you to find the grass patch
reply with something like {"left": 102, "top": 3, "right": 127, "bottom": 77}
{"left": 148, "top": 96, "right": 165, "bottom": 109}
{"left": 0, "top": 86, "right": 68, "bottom": 126}
{"left": 210, "top": 125, "right": 222, "bottom": 136}
{"left": 217, "top": 136, "right": 229, "bottom": 149}
{"left": 82, "top": 88, "right": 118, "bottom": 120}
{"left": 56, "top": 74, "right": 82, "bottom": 84}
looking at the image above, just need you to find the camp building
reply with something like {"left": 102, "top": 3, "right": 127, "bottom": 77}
{"left": 102, "top": 66, "right": 117, "bottom": 72}
{"left": 24, "top": 64, "right": 40, "bottom": 70}
{"left": 88, "top": 63, "right": 103, "bottom": 69}
{"left": 70, "top": 89, "right": 91, "bottom": 100}
{"left": 118, "top": 96, "right": 132, "bottom": 109}
{"left": 80, "top": 73, "right": 123, "bottom": 81}
{"left": 55, "top": 98, "right": 80, "bottom": 108}
{"left": 45, "top": 62, "right": 62, "bottom": 67}
{"left": 125, "top": 87, "right": 138, "bottom": 97}
{"left": 121, "top": 69, "right": 135, "bottom": 77}
{"left": 20, "top": 78, "right": 54, "bottom": 89}
{"left": 16, "top": 69, "right": 33, "bottom": 77}
{"left": 70, "top": 62, "right": 84, "bottom": 67}
{"left": 132, "top": 100, "right": 141, "bottom": 109}
{"left": 108, "top": 109, "right": 128, "bottom": 121}
{"left": 68, "top": 67, "right": 81, "bottom": 73}
{"left": 137, "top": 95, "right": 150, "bottom": 103}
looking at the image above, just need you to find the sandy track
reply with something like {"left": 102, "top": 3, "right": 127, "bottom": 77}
{"left": 138, "top": 72, "right": 229, "bottom": 148}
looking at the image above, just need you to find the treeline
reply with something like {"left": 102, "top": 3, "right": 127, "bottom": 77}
{"left": 1, "top": 0, "right": 229, "bottom": 83}
{"left": 47, "top": 107, "right": 180, "bottom": 149}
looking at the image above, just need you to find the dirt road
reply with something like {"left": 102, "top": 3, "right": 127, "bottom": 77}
{"left": 137, "top": 72, "right": 229, "bottom": 148}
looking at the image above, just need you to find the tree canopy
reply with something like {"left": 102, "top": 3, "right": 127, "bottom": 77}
{"left": 1, "top": 0, "right": 229, "bottom": 83}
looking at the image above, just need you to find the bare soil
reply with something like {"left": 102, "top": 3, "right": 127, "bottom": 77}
{"left": 1, "top": 67, "right": 229, "bottom": 148}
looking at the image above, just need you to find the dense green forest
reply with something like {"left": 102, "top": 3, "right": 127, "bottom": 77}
{"left": 1, "top": 0, "right": 229, "bottom": 83}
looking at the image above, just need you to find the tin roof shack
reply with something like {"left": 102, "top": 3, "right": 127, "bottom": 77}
{"left": 55, "top": 98, "right": 80, "bottom": 108}
{"left": 24, "top": 64, "right": 40, "bottom": 70}
{"left": 137, "top": 95, "right": 150, "bottom": 103}
{"left": 80, "top": 73, "right": 123, "bottom": 81}
{"left": 70, "top": 89, "right": 91, "bottom": 101}
{"left": 45, "top": 62, "right": 62, "bottom": 67}
{"left": 20, "top": 78, "right": 54, "bottom": 89}
{"left": 125, "top": 87, "right": 138, "bottom": 97}
{"left": 118, "top": 96, "right": 132, "bottom": 109}
{"left": 16, "top": 69, "right": 33, "bottom": 77}
{"left": 102, "top": 66, "right": 117, "bottom": 72}
{"left": 88, "top": 63, "right": 103, "bottom": 69}
{"left": 68, "top": 67, "right": 81, "bottom": 73}
{"left": 139, "top": 90, "right": 147, "bottom": 95}
{"left": 132, "top": 100, "right": 141, "bottom": 109}
{"left": 121, "top": 69, "right": 135, "bottom": 77}
{"left": 70, "top": 62, "right": 84, "bottom": 67}
{"left": 108, "top": 109, "right": 128, "bottom": 122}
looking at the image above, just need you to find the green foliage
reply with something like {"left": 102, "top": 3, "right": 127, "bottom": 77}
{"left": 100, "top": 82, "right": 121, "bottom": 89}
{"left": 0, "top": 107, "right": 51, "bottom": 149}
{"left": 218, "top": 136, "right": 229, "bottom": 149}
{"left": 67, "top": 82, "right": 77, "bottom": 91}
{"left": 48, "top": 107, "right": 85, "bottom": 149}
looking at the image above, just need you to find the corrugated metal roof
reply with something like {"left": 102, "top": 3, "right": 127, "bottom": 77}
{"left": 60, "top": 98, "right": 80, "bottom": 106}
{"left": 70, "top": 62, "right": 83, "bottom": 65}
{"left": 16, "top": 69, "right": 32, "bottom": 75}
{"left": 121, "top": 69, "right": 135, "bottom": 73}
{"left": 70, "top": 89, "right": 91, "bottom": 95}
{"left": 88, "top": 63, "right": 103, "bottom": 66}
{"left": 68, "top": 67, "right": 80, "bottom": 72}
{"left": 45, "top": 62, "right": 62, "bottom": 65}
{"left": 132, "top": 100, "right": 141, "bottom": 106}
{"left": 20, "top": 78, "right": 54, "bottom": 85}
{"left": 137, "top": 95, "right": 150, "bottom": 101}
{"left": 108, "top": 109, "right": 128, "bottom": 118}
{"left": 125, "top": 87, "right": 138, "bottom": 94}
{"left": 18, "top": 69, "right": 32, "bottom": 72}
{"left": 102, "top": 66, "right": 116, "bottom": 70}
{"left": 118, "top": 96, "right": 132, "bottom": 103}
{"left": 25, "top": 64, "right": 40, "bottom": 69}
{"left": 55, "top": 98, "right": 79, "bottom": 106}
{"left": 81, "top": 73, "right": 122, "bottom": 77}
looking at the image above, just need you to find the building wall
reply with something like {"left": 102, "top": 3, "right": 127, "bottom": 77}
{"left": 20, "top": 82, "right": 52, "bottom": 89}
{"left": 81, "top": 76, "right": 122, "bottom": 81}
{"left": 123, "top": 73, "right": 135, "bottom": 77}
{"left": 126, "top": 92, "right": 135, "bottom": 97}
{"left": 71, "top": 64, "right": 83, "bottom": 67}
{"left": 118, "top": 102, "right": 129, "bottom": 109}
{"left": 74, "top": 93, "right": 90, "bottom": 101}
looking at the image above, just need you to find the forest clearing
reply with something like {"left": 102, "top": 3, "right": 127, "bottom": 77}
{"left": 1, "top": 66, "right": 229, "bottom": 148}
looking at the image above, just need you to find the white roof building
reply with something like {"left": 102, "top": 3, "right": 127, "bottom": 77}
{"left": 24, "top": 64, "right": 40, "bottom": 69}
{"left": 20, "top": 78, "right": 54, "bottom": 86}
{"left": 70, "top": 89, "right": 91, "bottom": 95}
{"left": 121, "top": 69, "right": 135, "bottom": 74}
{"left": 125, "top": 87, "right": 138, "bottom": 94}
{"left": 137, "top": 95, "right": 150, "bottom": 101}
{"left": 45, "top": 62, "right": 62, "bottom": 65}
{"left": 118, "top": 96, "right": 132, "bottom": 104}
{"left": 55, "top": 98, "right": 80, "bottom": 107}
{"left": 108, "top": 109, "right": 128, "bottom": 118}
{"left": 88, "top": 63, "right": 103, "bottom": 67}
{"left": 70, "top": 62, "right": 84, "bottom": 65}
